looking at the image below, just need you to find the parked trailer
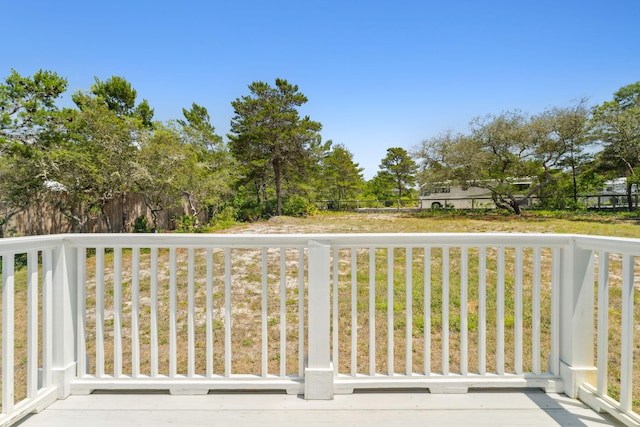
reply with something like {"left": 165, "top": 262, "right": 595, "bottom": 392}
{"left": 419, "top": 180, "right": 533, "bottom": 210}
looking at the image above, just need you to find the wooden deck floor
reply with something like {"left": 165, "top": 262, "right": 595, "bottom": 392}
{"left": 16, "top": 390, "right": 620, "bottom": 427}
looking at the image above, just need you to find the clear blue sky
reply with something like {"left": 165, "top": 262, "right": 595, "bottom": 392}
{"left": 3, "top": 0, "right": 639, "bottom": 179}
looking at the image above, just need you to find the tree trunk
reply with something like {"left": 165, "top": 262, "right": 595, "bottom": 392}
{"left": 511, "top": 200, "right": 522, "bottom": 215}
{"left": 101, "top": 202, "right": 113, "bottom": 233}
{"left": 491, "top": 192, "right": 522, "bottom": 215}
{"left": 151, "top": 209, "right": 160, "bottom": 231}
{"left": 121, "top": 192, "right": 128, "bottom": 233}
{"left": 627, "top": 182, "right": 634, "bottom": 212}
{"left": 273, "top": 159, "right": 282, "bottom": 216}
{"left": 182, "top": 191, "right": 200, "bottom": 226}
{"left": 572, "top": 163, "right": 578, "bottom": 203}
{"left": 254, "top": 178, "right": 262, "bottom": 203}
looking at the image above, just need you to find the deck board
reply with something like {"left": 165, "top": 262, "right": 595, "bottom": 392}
{"left": 16, "top": 390, "right": 620, "bottom": 426}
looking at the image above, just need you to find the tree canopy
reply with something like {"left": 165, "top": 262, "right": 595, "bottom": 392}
{"left": 413, "top": 102, "right": 592, "bottom": 214}
{"left": 379, "top": 147, "right": 418, "bottom": 198}
{"left": 229, "top": 78, "right": 322, "bottom": 216}
{"left": 591, "top": 82, "right": 640, "bottom": 209}
{"left": 0, "top": 69, "right": 69, "bottom": 235}
{"left": 319, "top": 143, "right": 364, "bottom": 207}
{"left": 1, "top": 68, "right": 639, "bottom": 235}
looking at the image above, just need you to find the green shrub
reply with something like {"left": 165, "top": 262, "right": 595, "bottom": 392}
{"left": 234, "top": 200, "right": 265, "bottom": 222}
{"left": 206, "top": 206, "right": 237, "bottom": 230}
{"left": 282, "top": 195, "right": 317, "bottom": 217}
{"left": 133, "top": 215, "right": 155, "bottom": 233}
{"left": 173, "top": 214, "right": 197, "bottom": 232}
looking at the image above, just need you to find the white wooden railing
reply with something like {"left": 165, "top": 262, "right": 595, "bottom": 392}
{"left": 0, "top": 233, "right": 639, "bottom": 426}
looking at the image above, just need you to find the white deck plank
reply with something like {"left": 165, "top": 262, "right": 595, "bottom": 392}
{"left": 17, "top": 391, "right": 618, "bottom": 427}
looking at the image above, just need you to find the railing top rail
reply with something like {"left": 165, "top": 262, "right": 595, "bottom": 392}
{"left": 2, "top": 233, "right": 640, "bottom": 253}
{"left": 0, "top": 234, "right": 65, "bottom": 253}
{"left": 574, "top": 234, "right": 640, "bottom": 255}
{"left": 60, "top": 232, "right": 575, "bottom": 248}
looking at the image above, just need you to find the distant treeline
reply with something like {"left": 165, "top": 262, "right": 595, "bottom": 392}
{"left": 1, "top": 69, "right": 638, "bottom": 235}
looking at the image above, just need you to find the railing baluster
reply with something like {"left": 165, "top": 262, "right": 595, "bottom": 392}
{"left": 42, "top": 248, "right": 53, "bottom": 387}
{"left": 224, "top": 248, "right": 232, "bottom": 377}
{"left": 550, "top": 248, "right": 560, "bottom": 377}
{"left": 620, "top": 254, "right": 634, "bottom": 412}
{"left": 76, "top": 248, "right": 86, "bottom": 377}
{"left": 369, "top": 247, "right": 376, "bottom": 375}
{"left": 596, "top": 251, "right": 609, "bottom": 396}
{"left": 332, "top": 247, "right": 339, "bottom": 377}
{"left": 298, "top": 248, "right": 305, "bottom": 378}
{"left": 478, "top": 247, "right": 486, "bottom": 375}
{"left": 96, "top": 248, "right": 105, "bottom": 378}
{"left": 280, "top": 248, "right": 286, "bottom": 377}
{"left": 514, "top": 247, "right": 523, "bottom": 375}
{"left": 187, "top": 248, "right": 195, "bottom": 377}
{"left": 387, "top": 247, "right": 394, "bottom": 375}
{"left": 351, "top": 248, "right": 358, "bottom": 376}
{"left": 150, "top": 248, "right": 159, "bottom": 377}
{"left": 206, "top": 248, "right": 214, "bottom": 378}
{"left": 261, "top": 248, "right": 268, "bottom": 377}
{"left": 131, "top": 248, "right": 140, "bottom": 378}
{"left": 532, "top": 247, "right": 541, "bottom": 375}
{"left": 460, "top": 247, "right": 468, "bottom": 376}
{"left": 169, "top": 247, "right": 177, "bottom": 377}
{"left": 406, "top": 247, "right": 413, "bottom": 376}
{"left": 2, "top": 254, "right": 15, "bottom": 413}
{"left": 442, "top": 247, "right": 449, "bottom": 375}
{"left": 424, "top": 246, "right": 431, "bottom": 375}
{"left": 27, "top": 251, "right": 38, "bottom": 398}
{"left": 113, "top": 247, "right": 122, "bottom": 378}
{"left": 496, "top": 247, "right": 505, "bottom": 375}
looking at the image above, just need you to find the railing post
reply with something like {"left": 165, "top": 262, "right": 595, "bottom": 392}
{"left": 559, "top": 239, "right": 596, "bottom": 398}
{"left": 52, "top": 241, "right": 78, "bottom": 399}
{"left": 305, "top": 239, "right": 334, "bottom": 400}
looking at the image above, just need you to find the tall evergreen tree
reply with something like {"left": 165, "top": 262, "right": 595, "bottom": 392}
{"left": 379, "top": 147, "right": 418, "bottom": 198}
{"left": 229, "top": 78, "right": 322, "bottom": 216}
{"left": 320, "top": 143, "right": 364, "bottom": 208}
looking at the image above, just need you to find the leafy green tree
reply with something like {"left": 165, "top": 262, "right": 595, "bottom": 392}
{"left": 320, "top": 143, "right": 364, "bottom": 208}
{"left": 378, "top": 147, "right": 417, "bottom": 198}
{"left": 229, "top": 78, "right": 322, "bottom": 216}
{"left": 177, "top": 104, "right": 236, "bottom": 223}
{"left": 467, "top": 111, "right": 551, "bottom": 213}
{"left": 73, "top": 75, "right": 154, "bottom": 127}
{"left": 287, "top": 136, "right": 331, "bottom": 204}
{"left": 135, "top": 125, "right": 190, "bottom": 230}
{"left": 55, "top": 97, "right": 146, "bottom": 232}
{"left": 65, "top": 76, "right": 155, "bottom": 231}
{"left": 415, "top": 109, "right": 578, "bottom": 214}
{"left": 178, "top": 103, "right": 222, "bottom": 150}
{"left": 591, "top": 82, "right": 640, "bottom": 210}
{"left": 0, "top": 68, "right": 68, "bottom": 150}
{"left": 0, "top": 69, "right": 68, "bottom": 235}
{"left": 364, "top": 171, "right": 397, "bottom": 202}
{"left": 541, "top": 99, "right": 592, "bottom": 202}
{"left": 414, "top": 130, "right": 478, "bottom": 189}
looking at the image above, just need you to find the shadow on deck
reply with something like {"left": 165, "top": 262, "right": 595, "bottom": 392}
{"left": 16, "top": 389, "right": 620, "bottom": 427}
